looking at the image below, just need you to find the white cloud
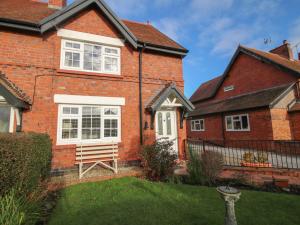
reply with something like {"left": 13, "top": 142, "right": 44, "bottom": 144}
{"left": 105, "top": 0, "right": 148, "bottom": 17}
{"left": 289, "top": 17, "right": 300, "bottom": 45}
{"left": 154, "top": 18, "right": 183, "bottom": 41}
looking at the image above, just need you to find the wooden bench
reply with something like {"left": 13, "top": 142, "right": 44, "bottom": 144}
{"left": 76, "top": 143, "right": 118, "bottom": 179}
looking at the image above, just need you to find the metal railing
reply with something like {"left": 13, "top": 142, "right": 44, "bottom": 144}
{"left": 187, "top": 139, "right": 300, "bottom": 169}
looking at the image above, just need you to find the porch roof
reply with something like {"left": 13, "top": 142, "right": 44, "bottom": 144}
{"left": 146, "top": 83, "right": 194, "bottom": 112}
{"left": 0, "top": 72, "right": 31, "bottom": 109}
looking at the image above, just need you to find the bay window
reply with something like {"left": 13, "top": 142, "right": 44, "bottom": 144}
{"left": 57, "top": 105, "right": 121, "bottom": 144}
{"left": 225, "top": 114, "right": 250, "bottom": 131}
{"left": 61, "top": 39, "right": 120, "bottom": 75}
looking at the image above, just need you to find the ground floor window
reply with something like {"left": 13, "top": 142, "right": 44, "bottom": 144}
{"left": 57, "top": 105, "right": 121, "bottom": 144}
{"left": 191, "top": 119, "right": 205, "bottom": 131}
{"left": 225, "top": 114, "right": 250, "bottom": 131}
{"left": 0, "top": 105, "right": 13, "bottom": 133}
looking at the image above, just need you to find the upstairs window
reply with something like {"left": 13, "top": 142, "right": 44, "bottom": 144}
{"left": 225, "top": 114, "right": 250, "bottom": 131}
{"left": 191, "top": 119, "right": 205, "bottom": 131}
{"left": 61, "top": 40, "right": 120, "bottom": 75}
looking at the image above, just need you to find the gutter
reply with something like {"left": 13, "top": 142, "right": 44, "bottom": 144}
{"left": 0, "top": 18, "right": 40, "bottom": 33}
{"left": 139, "top": 44, "right": 146, "bottom": 145}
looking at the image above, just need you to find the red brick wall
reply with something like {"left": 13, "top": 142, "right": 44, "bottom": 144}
{"left": 289, "top": 112, "right": 300, "bottom": 140}
{"left": 0, "top": 8, "right": 186, "bottom": 169}
{"left": 187, "top": 114, "right": 223, "bottom": 140}
{"left": 214, "top": 53, "right": 297, "bottom": 101}
{"left": 187, "top": 109, "right": 274, "bottom": 141}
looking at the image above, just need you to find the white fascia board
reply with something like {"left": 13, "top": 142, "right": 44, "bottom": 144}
{"left": 57, "top": 29, "right": 125, "bottom": 47}
{"left": 54, "top": 94, "right": 125, "bottom": 106}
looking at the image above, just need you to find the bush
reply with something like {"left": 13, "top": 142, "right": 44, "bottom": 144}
{"left": 187, "top": 149, "right": 223, "bottom": 186}
{"left": 141, "top": 139, "right": 177, "bottom": 181}
{"left": 0, "top": 188, "right": 40, "bottom": 225}
{"left": 0, "top": 132, "right": 52, "bottom": 196}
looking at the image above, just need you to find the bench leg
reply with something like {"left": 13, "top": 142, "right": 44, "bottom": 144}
{"left": 114, "top": 159, "right": 118, "bottom": 174}
{"left": 79, "top": 162, "right": 83, "bottom": 179}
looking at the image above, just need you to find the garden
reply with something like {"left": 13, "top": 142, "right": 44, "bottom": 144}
{"left": 1, "top": 137, "right": 300, "bottom": 225}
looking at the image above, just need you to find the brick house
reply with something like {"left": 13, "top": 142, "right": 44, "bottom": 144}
{"left": 0, "top": 0, "right": 194, "bottom": 170}
{"left": 188, "top": 41, "right": 300, "bottom": 141}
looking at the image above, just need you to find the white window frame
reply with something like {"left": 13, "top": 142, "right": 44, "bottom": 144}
{"left": 191, "top": 119, "right": 205, "bottom": 131}
{"left": 224, "top": 85, "right": 235, "bottom": 92}
{"left": 225, "top": 114, "right": 250, "bottom": 131}
{"left": 57, "top": 104, "right": 121, "bottom": 145}
{"left": 60, "top": 39, "right": 121, "bottom": 75}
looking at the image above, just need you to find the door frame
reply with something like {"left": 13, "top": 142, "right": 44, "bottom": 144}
{"left": 155, "top": 108, "right": 178, "bottom": 154}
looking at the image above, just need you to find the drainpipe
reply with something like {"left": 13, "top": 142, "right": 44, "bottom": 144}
{"left": 221, "top": 113, "right": 226, "bottom": 146}
{"left": 139, "top": 44, "right": 146, "bottom": 145}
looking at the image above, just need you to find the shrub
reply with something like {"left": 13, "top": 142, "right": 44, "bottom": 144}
{"left": 243, "top": 152, "right": 255, "bottom": 163}
{"left": 141, "top": 139, "right": 177, "bottom": 181}
{"left": 256, "top": 152, "right": 268, "bottom": 163}
{"left": 0, "top": 188, "right": 42, "bottom": 225}
{"left": 0, "top": 133, "right": 52, "bottom": 196}
{"left": 187, "top": 149, "right": 223, "bottom": 186}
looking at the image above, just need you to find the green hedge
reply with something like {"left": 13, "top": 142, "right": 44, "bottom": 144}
{"left": 0, "top": 133, "right": 52, "bottom": 196}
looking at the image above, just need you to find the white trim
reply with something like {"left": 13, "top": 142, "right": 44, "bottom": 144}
{"left": 9, "top": 107, "right": 15, "bottom": 133}
{"left": 225, "top": 114, "right": 250, "bottom": 132}
{"left": 191, "top": 119, "right": 205, "bottom": 131}
{"left": 56, "top": 105, "right": 121, "bottom": 145}
{"left": 57, "top": 29, "right": 125, "bottom": 47}
{"left": 54, "top": 94, "right": 125, "bottom": 106}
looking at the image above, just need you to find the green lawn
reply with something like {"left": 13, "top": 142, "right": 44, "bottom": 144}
{"left": 48, "top": 177, "right": 300, "bottom": 225}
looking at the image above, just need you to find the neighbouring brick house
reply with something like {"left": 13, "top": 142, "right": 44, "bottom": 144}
{"left": 188, "top": 41, "right": 300, "bottom": 141}
{"left": 0, "top": 0, "right": 194, "bottom": 170}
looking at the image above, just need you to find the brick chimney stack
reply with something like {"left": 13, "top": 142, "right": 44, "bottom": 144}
{"left": 48, "top": 0, "right": 67, "bottom": 9}
{"left": 270, "top": 40, "right": 294, "bottom": 60}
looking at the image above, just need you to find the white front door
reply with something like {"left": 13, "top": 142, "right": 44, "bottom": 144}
{"left": 155, "top": 109, "right": 178, "bottom": 154}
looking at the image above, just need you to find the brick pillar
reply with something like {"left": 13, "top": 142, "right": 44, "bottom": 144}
{"left": 48, "top": 0, "right": 67, "bottom": 9}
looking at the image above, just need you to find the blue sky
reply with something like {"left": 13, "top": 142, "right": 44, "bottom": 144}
{"left": 68, "top": 0, "right": 300, "bottom": 97}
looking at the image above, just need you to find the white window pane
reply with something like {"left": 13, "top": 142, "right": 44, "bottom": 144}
{"left": 93, "top": 63, "right": 101, "bottom": 71}
{"left": 226, "top": 117, "right": 232, "bottom": 130}
{"left": 166, "top": 112, "right": 171, "bottom": 135}
{"left": 71, "top": 108, "right": 79, "bottom": 114}
{"left": 158, "top": 112, "right": 163, "bottom": 135}
{"left": 84, "top": 61, "right": 92, "bottom": 70}
{"left": 82, "top": 107, "right": 91, "bottom": 115}
{"left": 233, "top": 120, "right": 241, "bottom": 130}
{"left": 241, "top": 116, "right": 249, "bottom": 129}
{"left": 92, "top": 107, "right": 101, "bottom": 116}
{"left": 105, "top": 57, "right": 118, "bottom": 72}
{"left": 82, "top": 129, "right": 91, "bottom": 140}
{"left": 63, "top": 107, "right": 71, "bottom": 114}
{"left": 104, "top": 108, "right": 118, "bottom": 115}
{"left": 0, "top": 106, "right": 11, "bottom": 133}
{"left": 105, "top": 48, "right": 118, "bottom": 54}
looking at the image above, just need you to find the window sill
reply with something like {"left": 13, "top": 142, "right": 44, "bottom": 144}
{"left": 57, "top": 69, "right": 124, "bottom": 79}
{"left": 56, "top": 139, "right": 122, "bottom": 146}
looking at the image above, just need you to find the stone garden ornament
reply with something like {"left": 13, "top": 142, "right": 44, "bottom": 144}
{"left": 217, "top": 186, "right": 241, "bottom": 225}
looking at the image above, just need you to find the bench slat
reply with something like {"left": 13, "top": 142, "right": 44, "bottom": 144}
{"left": 76, "top": 154, "right": 118, "bottom": 161}
{"left": 76, "top": 143, "right": 118, "bottom": 147}
{"left": 76, "top": 150, "right": 117, "bottom": 156}
{"left": 76, "top": 146, "right": 118, "bottom": 151}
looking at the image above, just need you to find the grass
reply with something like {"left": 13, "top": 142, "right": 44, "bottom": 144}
{"left": 48, "top": 177, "right": 300, "bottom": 225}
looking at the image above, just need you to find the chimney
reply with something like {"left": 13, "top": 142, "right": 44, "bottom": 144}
{"left": 270, "top": 40, "right": 294, "bottom": 60}
{"left": 48, "top": 0, "right": 67, "bottom": 9}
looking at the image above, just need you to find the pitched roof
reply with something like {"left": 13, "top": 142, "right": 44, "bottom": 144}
{"left": 190, "top": 45, "right": 300, "bottom": 104}
{"left": 0, "top": 72, "right": 31, "bottom": 108}
{"left": 189, "top": 84, "right": 293, "bottom": 117}
{"left": 0, "top": 0, "right": 187, "bottom": 55}
{"left": 189, "top": 75, "right": 223, "bottom": 103}
{"left": 122, "top": 20, "right": 187, "bottom": 52}
{"left": 242, "top": 46, "right": 300, "bottom": 75}
{"left": 0, "top": 0, "right": 57, "bottom": 24}
{"left": 146, "top": 83, "right": 194, "bottom": 112}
